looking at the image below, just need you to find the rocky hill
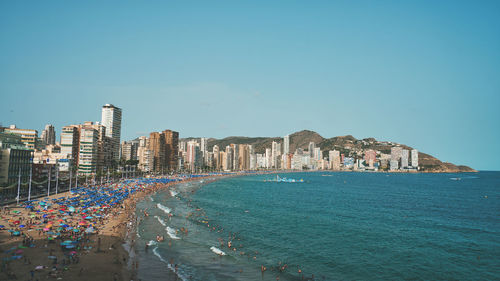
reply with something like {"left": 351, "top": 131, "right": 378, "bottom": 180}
{"left": 183, "top": 130, "right": 476, "bottom": 173}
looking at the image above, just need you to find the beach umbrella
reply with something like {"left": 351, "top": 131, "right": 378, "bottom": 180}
{"left": 13, "top": 231, "right": 20, "bottom": 236}
{"left": 65, "top": 245, "right": 75, "bottom": 249}
{"left": 15, "top": 250, "right": 23, "bottom": 254}
{"left": 19, "top": 225, "right": 25, "bottom": 228}
{"left": 0, "top": 225, "right": 4, "bottom": 228}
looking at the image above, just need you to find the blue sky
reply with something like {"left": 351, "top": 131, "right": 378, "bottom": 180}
{"left": 1, "top": 1, "right": 499, "bottom": 170}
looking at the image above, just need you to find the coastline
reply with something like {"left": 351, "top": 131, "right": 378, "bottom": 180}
{"left": 0, "top": 170, "right": 478, "bottom": 280}
{"left": 0, "top": 175, "right": 223, "bottom": 281}
{"left": 130, "top": 173, "right": 246, "bottom": 281}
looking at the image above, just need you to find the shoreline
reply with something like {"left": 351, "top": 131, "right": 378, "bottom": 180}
{"left": 0, "top": 175, "right": 227, "bottom": 281}
{"left": 129, "top": 173, "right": 248, "bottom": 281}
{"left": 0, "top": 170, "right": 478, "bottom": 280}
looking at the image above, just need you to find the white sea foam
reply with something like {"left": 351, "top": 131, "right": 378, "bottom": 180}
{"left": 166, "top": 226, "right": 180, "bottom": 240}
{"left": 152, "top": 247, "right": 188, "bottom": 281}
{"left": 157, "top": 203, "right": 171, "bottom": 214}
{"left": 147, "top": 240, "right": 157, "bottom": 246}
{"left": 210, "top": 246, "right": 226, "bottom": 256}
{"left": 150, "top": 196, "right": 154, "bottom": 201}
{"left": 170, "top": 190, "right": 178, "bottom": 197}
{"left": 155, "top": 216, "right": 167, "bottom": 227}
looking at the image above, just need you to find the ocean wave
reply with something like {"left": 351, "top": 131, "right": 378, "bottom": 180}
{"left": 152, "top": 247, "right": 188, "bottom": 281}
{"left": 170, "top": 190, "right": 178, "bottom": 197}
{"left": 166, "top": 226, "right": 180, "bottom": 240}
{"left": 150, "top": 196, "right": 154, "bottom": 201}
{"left": 157, "top": 203, "right": 171, "bottom": 214}
{"left": 154, "top": 216, "right": 167, "bottom": 227}
{"left": 147, "top": 240, "right": 157, "bottom": 246}
{"left": 210, "top": 246, "right": 226, "bottom": 256}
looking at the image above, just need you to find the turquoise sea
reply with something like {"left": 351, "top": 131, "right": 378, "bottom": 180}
{"left": 135, "top": 171, "right": 500, "bottom": 280}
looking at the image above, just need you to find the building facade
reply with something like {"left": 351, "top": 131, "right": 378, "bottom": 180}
{"left": 0, "top": 132, "right": 32, "bottom": 187}
{"left": 4, "top": 125, "right": 38, "bottom": 150}
{"left": 41, "top": 124, "right": 56, "bottom": 146}
{"left": 101, "top": 104, "right": 122, "bottom": 162}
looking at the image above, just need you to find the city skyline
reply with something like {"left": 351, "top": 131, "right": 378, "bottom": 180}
{"left": 1, "top": 1, "right": 499, "bottom": 171}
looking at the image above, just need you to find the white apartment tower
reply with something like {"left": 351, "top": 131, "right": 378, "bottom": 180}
{"left": 308, "top": 142, "right": 316, "bottom": 157}
{"left": 200, "top": 138, "right": 208, "bottom": 153}
{"left": 101, "top": 104, "right": 122, "bottom": 162}
{"left": 411, "top": 149, "right": 419, "bottom": 168}
{"left": 401, "top": 149, "right": 409, "bottom": 168}
{"left": 78, "top": 127, "right": 99, "bottom": 175}
{"left": 283, "top": 135, "right": 290, "bottom": 155}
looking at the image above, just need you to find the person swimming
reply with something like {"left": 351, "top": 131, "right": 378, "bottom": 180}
{"left": 156, "top": 235, "right": 164, "bottom": 242}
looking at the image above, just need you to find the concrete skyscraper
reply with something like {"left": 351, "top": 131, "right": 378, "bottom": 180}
{"left": 308, "top": 142, "right": 316, "bottom": 158}
{"left": 283, "top": 135, "right": 290, "bottom": 155}
{"left": 41, "top": 124, "right": 56, "bottom": 146}
{"left": 411, "top": 149, "right": 419, "bottom": 168}
{"left": 163, "top": 130, "right": 179, "bottom": 171}
{"left": 101, "top": 104, "right": 122, "bottom": 162}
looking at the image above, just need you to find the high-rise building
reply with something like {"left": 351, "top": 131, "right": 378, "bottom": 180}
{"left": 81, "top": 121, "right": 110, "bottom": 172}
{"left": 329, "top": 150, "right": 340, "bottom": 170}
{"left": 78, "top": 125, "right": 99, "bottom": 175}
{"left": 364, "top": 150, "right": 376, "bottom": 167}
{"left": 250, "top": 153, "right": 257, "bottom": 170}
{"left": 137, "top": 136, "right": 153, "bottom": 172}
{"left": 265, "top": 148, "right": 272, "bottom": 169}
{"left": 239, "top": 144, "right": 250, "bottom": 170}
{"left": 0, "top": 132, "right": 32, "bottom": 186}
{"left": 390, "top": 160, "right": 399, "bottom": 170}
{"left": 120, "top": 141, "right": 138, "bottom": 161}
{"left": 231, "top": 144, "right": 239, "bottom": 171}
{"left": 200, "top": 138, "right": 208, "bottom": 154}
{"left": 163, "top": 130, "right": 179, "bottom": 171}
{"left": 60, "top": 125, "right": 80, "bottom": 168}
{"left": 4, "top": 125, "right": 38, "bottom": 150}
{"left": 101, "top": 104, "right": 122, "bottom": 162}
{"left": 391, "top": 147, "right": 403, "bottom": 164}
{"left": 308, "top": 142, "right": 315, "bottom": 158}
{"left": 41, "top": 124, "right": 56, "bottom": 146}
{"left": 411, "top": 149, "right": 419, "bottom": 168}
{"left": 401, "top": 149, "right": 409, "bottom": 168}
{"left": 148, "top": 132, "right": 165, "bottom": 173}
{"left": 213, "top": 145, "right": 220, "bottom": 170}
{"left": 186, "top": 141, "right": 200, "bottom": 172}
{"left": 178, "top": 141, "right": 187, "bottom": 153}
{"left": 313, "top": 147, "right": 322, "bottom": 161}
{"left": 224, "top": 146, "right": 233, "bottom": 171}
{"left": 271, "top": 141, "right": 281, "bottom": 168}
{"left": 283, "top": 135, "right": 290, "bottom": 155}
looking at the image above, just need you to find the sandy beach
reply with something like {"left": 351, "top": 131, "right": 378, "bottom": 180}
{"left": 0, "top": 174, "right": 230, "bottom": 281}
